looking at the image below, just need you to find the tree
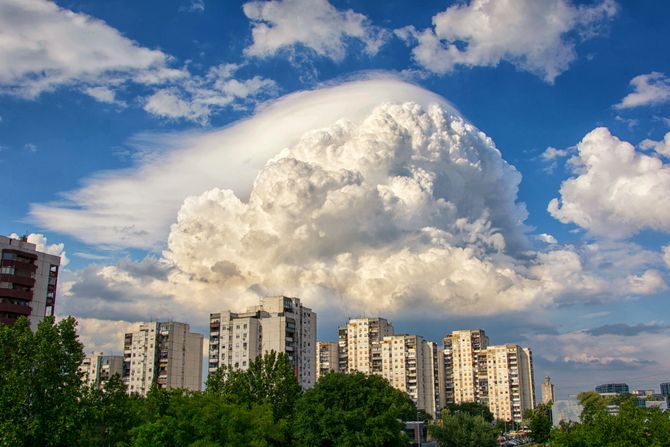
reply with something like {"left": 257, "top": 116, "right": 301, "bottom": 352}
{"left": 576, "top": 391, "right": 607, "bottom": 425}
{"left": 523, "top": 403, "right": 552, "bottom": 444}
{"left": 445, "top": 401, "right": 494, "bottom": 423}
{"left": 0, "top": 316, "right": 84, "bottom": 447}
{"left": 293, "top": 372, "right": 415, "bottom": 447}
{"left": 430, "top": 409, "right": 497, "bottom": 447}
{"left": 207, "top": 351, "right": 302, "bottom": 421}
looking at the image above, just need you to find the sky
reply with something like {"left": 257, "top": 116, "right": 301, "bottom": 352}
{"left": 1, "top": 0, "right": 670, "bottom": 399}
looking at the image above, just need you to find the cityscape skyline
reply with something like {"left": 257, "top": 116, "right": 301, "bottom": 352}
{"left": 1, "top": 0, "right": 669, "bottom": 400}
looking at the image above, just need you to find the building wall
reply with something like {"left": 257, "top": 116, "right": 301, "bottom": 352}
{"left": 209, "top": 296, "right": 316, "bottom": 389}
{"left": 0, "top": 235, "right": 61, "bottom": 330}
{"left": 316, "top": 341, "right": 340, "bottom": 380}
{"left": 345, "top": 317, "right": 394, "bottom": 374}
{"left": 442, "top": 330, "right": 489, "bottom": 405}
{"left": 542, "top": 376, "right": 555, "bottom": 404}
{"left": 123, "top": 321, "right": 203, "bottom": 396}
{"left": 485, "top": 345, "right": 535, "bottom": 423}
{"left": 80, "top": 352, "right": 124, "bottom": 389}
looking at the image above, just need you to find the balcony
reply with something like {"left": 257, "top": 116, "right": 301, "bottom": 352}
{"left": 0, "top": 301, "right": 31, "bottom": 316}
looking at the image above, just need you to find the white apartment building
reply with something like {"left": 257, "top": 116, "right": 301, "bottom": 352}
{"left": 485, "top": 345, "right": 535, "bottom": 422}
{"left": 209, "top": 296, "right": 317, "bottom": 389}
{"left": 316, "top": 341, "right": 340, "bottom": 380}
{"left": 439, "top": 329, "right": 535, "bottom": 423}
{"left": 342, "top": 317, "right": 394, "bottom": 374}
{"left": 123, "top": 321, "right": 203, "bottom": 396}
{"left": 440, "top": 329, "right": 489, "bottom": 407}
{"left": 80, "top": 352, "right": 124, "bottom": 389}
{"left": 381, "top": 335, "right": 440, "bottom": 417}
{"left": 0, "top": 235, "right": 61, "bottom": 329}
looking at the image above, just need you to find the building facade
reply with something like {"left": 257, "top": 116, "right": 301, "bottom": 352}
{"left": 340, "top": 317, "right": 394, "bottom": 374}
{"left": 80, "top": 352, "right": 124, "bottom": 389}
{"left": 0, "top": 235, "right": 60, "bottom": 329}
{"left": 380, "top": 334, "right": 440, "bottom": 417}
{"left": 209, "top": 296, "right": 317, "bottom": 389}
{"left": 542, "top": 376, "right": 555, "bottom": 404}
{"left": 316, "top": 341, "right": 340, "bottom": 380}
{"left": 661, "top": 382, "right": 670, "bottom": 398}
{"left": 438, "top": 329, "right": 535, "bottom": 423}
{"left": 123, "top": 321, "right": 203, "bottom": 396}
{"left": 595, "top": 383, "right": 629, "bottom": 394}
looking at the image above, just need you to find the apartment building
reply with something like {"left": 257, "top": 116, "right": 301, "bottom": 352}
{"left": 316, "top": 341, "right": 340, "bottom": 380}
{"left": 123, "top": 321, "right": 203, "bottom": 396}
{"left": 381, "top": 335, "right": 440, "bottom": 417}
{"left": 0, "top": 235, "right": 60, "bottom": 329}
{"left": 542, "top": 376, "right": 555, "bottom": 404}
{"left": 439, "top": 329, "right": 535, "bottom": 422}
{"left": 80, "top": 352, "right": 124, "bottom": 389}
{"left": 485, "top": 345, "right": 535, "bottom": 422}
{"left": 340, "top": 317, "right": 394, "bottom": 374}
{"left": 209, "top": 296, "right": 317, "bottom": 389}
{"left": 440, "top": 329, "right": 489, "bottom": 408}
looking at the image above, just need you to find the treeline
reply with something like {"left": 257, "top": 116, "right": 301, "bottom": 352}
{"left": 0, "top": 317, "right": 420, "bottom": 446}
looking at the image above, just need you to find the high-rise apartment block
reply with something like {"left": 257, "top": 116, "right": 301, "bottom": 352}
{"left": 209, "top": 296, "right": 317, "bottom": 389}
{"left": 316, "top": 341, "right": 340, "bottom": 380}
{"left": 123, "top": 321, "right": 203, "bottom": 396}
{"left": 0, "top": 235, "right": 60, "bottom": 329}
{"left": 341, "top": 317, "right": 394, "bottom": 374}
{"left": 439, "top": 329, "right": 535, "bottom": 422}
{"left": 80, "top": 352, "right": 124, "bottom": 389}
{"left": 542, "top": 376, "right": 555, "bottom": 404}
{"left": 380, "top": 335, "right": 440, "bottom": 417}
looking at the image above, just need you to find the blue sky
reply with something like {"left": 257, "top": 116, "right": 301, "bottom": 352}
{"left": 1, "top": 0, "right": 670, "bottom": 398}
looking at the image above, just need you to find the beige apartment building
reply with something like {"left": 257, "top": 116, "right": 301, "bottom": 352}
{"left": 316, "top": 341, "right": 340, "bottom": 380}
{"left": 209, "top": 296, "right": 317, "bottom": 389}
{"left": 381, "top": 335, "right": 440, "bottom": 417}
{"left": 341, "top": 317, "right": 394, "bottom": 374}
{"left": 123, "top": 321, "right": 203, "bottom": 396}
{"left": 439, "top": 329, "right": 535, "bottom": 422}
{"left": 542, "top": 376, "right": 555, "bottom": 404}
{"left": 80, "top": 352, "right": 124, "bottom": 389}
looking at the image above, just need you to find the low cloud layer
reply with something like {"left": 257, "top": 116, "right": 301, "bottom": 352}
{"left": 549, "top": 127, "right": 670, "bottom": 238}
{"left": 397, "top": 0, "right": 617, "bottom": 83}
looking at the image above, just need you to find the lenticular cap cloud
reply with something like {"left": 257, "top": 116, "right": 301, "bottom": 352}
{"left": 30, "top": 75, "right": 453, "bottom": 249}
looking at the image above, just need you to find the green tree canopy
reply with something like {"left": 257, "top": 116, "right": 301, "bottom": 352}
{"left": 523, "top": 402, "right": 552, "bottom": 444}
{"left": 445, "top": 401, "right": 494, "bottom": 423}
{"left": 293, "top": 372, "right": 416, "bottom": 447}
{"left": 429, "top": 409, "right": 497, "bottom": 447}
{"left": 0, "top": 316, "right": 84, "bottom": 447}
{"left": 206, "top": 350, "right": 302, "bottom": 421}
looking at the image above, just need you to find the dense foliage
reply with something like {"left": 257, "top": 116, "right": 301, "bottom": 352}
{"left": 429, "top": 409, "right": 497, "bottom": 447}
{"left": 523, "top": 402, "right": 552, "bottom": 443}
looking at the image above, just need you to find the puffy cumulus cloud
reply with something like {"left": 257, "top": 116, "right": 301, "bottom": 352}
{"left": 0, "top": 0, "right": 180, "bottom": 98}
{"left": 615, "top": 72, "right": 670, "bottom": 109}
{"left": 29, "top": 77, "right": 452, "bottom": 249}
{"left": 663, "top": 245, "right": 670, "bottom": 268}
{"left": 542, "top": 146, "right": 571, "bottom": 161}
{"left": 640, "top": 131, "right": 670, "bottom": 158}
{"left": 548, "top": 127, "right": 670, "bottom": 238}
{"left": 396, "top": 0, "right": 617, "bottom": 83}
{"left": 536, "top": 233, "right": 558, "bottom": 244}
{"left": 156, "top": 104, "right": 665, "bottom": 318}
{"left": 9, "top": 232, "right": 68, "bottom": 266}
{"left": 243, "top": 0, "right": 388, "bottom": 61}
{"left": 144, "top": 64, "right": 277, "bottom": 123}
{"left": 71, "top": 317, "right": 136, "bottom": 356}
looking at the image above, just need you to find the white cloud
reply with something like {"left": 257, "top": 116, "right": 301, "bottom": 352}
{"left": 537, "top": 233, "right": 558, "bottom": 244}
{"left": 243, "top": 0, "right": 388, "bottom": 61}
{"left": 29, "top": 77, "right": 453, "bottom": 249}
{"left": 663, "top": 245, "right": 670, "bottom": 268}
{"left": 548, "top": 127, "right": 670, "bottom": 238}
{"left": 615, "top": 72, "right": 670, "bottom": 109}
{"left": 396, "top": 0, "right": 617, "bottom": 83}
{"left": 144, "top": 64, "right": 277, "bottom": 123}
{"left": 0, "top": 0, "right": 179, "bottom": 99}
{"left": 73, "top": 317, "right": 135, "bottom": 356}
{"left": 542, "top": 146, "right": 570, "bottom": 161}
{"left": 180, "top": 0, "right": 205, "bottom": 13}
{"left": 9, "top": 232, "right": 69, "bottom": 266}
{"left": 640, "top": 132, "right": 670, "bottom": 158}
{"left": 23, "top": 143, "right": 37, "bottom": 153}
{"left": 83, "top": 86, "right": 124, "bottom": 105}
